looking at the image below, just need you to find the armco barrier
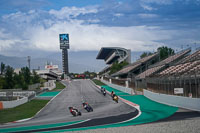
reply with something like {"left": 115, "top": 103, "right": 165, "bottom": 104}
{"left": 101, "top": 80, "right": 134, "bottom": 95}
{"left": 1, "top": 97, "right": 28, "bottom": 109}
{"left": 144, "top": 89, "right": 200, "bottom": 111}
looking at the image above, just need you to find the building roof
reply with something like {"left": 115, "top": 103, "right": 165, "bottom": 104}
{"left": 96, "top": 47, "right": 129, "bottom": 60}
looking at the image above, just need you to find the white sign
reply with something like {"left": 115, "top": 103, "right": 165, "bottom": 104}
{"left": 174, "top": 88, "right": 184, "bottom": 94}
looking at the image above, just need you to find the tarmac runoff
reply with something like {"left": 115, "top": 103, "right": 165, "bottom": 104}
{"left": 0, "top": 84, "right": 178, "bottom": 133}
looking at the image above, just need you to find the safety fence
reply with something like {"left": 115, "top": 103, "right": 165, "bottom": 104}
{"left": 146, "top": 76, "right": 200, "bottom": 98}
{"left": 102, "top": 77, "right": 138, "bottom": 95}
{"left": 103, "top": 77, "right": 135, "bottom": 88}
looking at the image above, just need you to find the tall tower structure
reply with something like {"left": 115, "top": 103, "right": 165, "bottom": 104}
{"left": 62, "top": 49, "right": 69, "bottom": 74}
{"left": 59, "top": 34, "right": 70, "bottom": 75}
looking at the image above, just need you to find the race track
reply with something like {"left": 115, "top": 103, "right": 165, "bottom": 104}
{"left": 0, "top": 80, "right": 137, "bottom": 132}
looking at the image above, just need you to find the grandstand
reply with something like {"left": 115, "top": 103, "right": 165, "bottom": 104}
{"left": 111, "top": 52, "right": 159, "bottom": 78}
{"left": 96, "top": 47, "right": 131, "bottom": 76}
{"left": 146, "top": 48, "right": 200, "bottom": 98}
{"left": 98, "top": 47, "right": 200, "bottom": 98}
{"left": 135, "top": 48, "right": 191, "bottom": 80}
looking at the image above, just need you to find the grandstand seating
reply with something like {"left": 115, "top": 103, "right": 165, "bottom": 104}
{"left": 158, "top": 60, "right": 200, "bottom": 76}
{"left": 112, "top": 53, "right": 158, "bottom": 76}
{"left": 136, "top": 65, "right": 164, "bottom": 79}
{"left": 177, "top": 49, "right": 200, "bottom": 64}
{"left": 135, "top": 48, "right": 191, "bottom": 79}
{"left": 158, "top": 48, "right": 191, "bottom": 65}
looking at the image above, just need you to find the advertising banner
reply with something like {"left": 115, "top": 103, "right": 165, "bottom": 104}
{"left": 174, "top": 88, "right": 184, "bottom": 94}
{"left": 59, "top": 34, "right": 69, "bottom": 49}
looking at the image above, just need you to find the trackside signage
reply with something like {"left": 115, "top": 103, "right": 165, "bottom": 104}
{"left": 174, "top": 88, "right": 184, "bottom": 94}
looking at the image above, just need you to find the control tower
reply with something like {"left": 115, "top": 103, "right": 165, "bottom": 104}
{"left": 59, "top": 34, "right": 70, "bottom": 75}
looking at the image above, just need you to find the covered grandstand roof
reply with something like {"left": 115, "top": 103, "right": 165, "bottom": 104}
{"left": 157, "top": 48, "right": 191, "bottom": 66}
{"left": 111, "top": 53, "right": 158, "bottom": 77}
{"left": 177, "top": 48, "right": 200, "bottom": 64}
{"left": 96, "top": 47, "right": 131, "bottom": 65}
{"left": 136, "top": 48, "right": 191, "bottom": 80}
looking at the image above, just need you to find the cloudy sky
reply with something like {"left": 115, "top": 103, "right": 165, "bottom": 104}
{"left": 0, "top": 0, "right": 200, "bottom": 57}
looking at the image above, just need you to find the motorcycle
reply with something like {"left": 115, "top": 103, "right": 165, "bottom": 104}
{"left": 113, "top": 95, "right": 118, "bottom": 103}
{"left": 101, "top": 87, "right": 106, "bottom": 96}
{"left": 103, "top": 90, "right": 106, "bottom": 96}
{"left": 82, "top": 103, "right": 93, "bottom": 112}
{"left": 69, "top": 107, "right": 82, "bottom": 116}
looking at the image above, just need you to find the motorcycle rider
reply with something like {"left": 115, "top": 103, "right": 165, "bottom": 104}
{"left": 111, "top": 91, "right": 114, "bottom": 98}
{"left": 82, "top": 102, "right": 93, "bottom": 112}
{"left": 103, "top": 88, "right": 106, "bottom": 96}
{"left": 101, "top": 87, "right": 104, "bottom": 92}
{"left": 69, "top": 107, "right": 79, "bottom": 115}
{"left": 82, "top": 102, "right": 89, "bottom": 109}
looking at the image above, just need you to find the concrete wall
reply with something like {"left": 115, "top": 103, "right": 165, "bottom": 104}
{"left": 43, "top": 80, "right": 56, "bottom": 90}
{"left": 1, "top": 97, "right": 28, "bottom": 109}
{"left": 28, "top": 83, "right": 40, "bottom": 90}
{"left": 144, "top": 89, "right": 200, "bottom": 111}
{"left": 101, "top": 80, "right": 135, "bottom": 95}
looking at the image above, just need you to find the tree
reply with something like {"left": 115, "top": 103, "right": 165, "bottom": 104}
{"left": 109, "top": 61, "right": 129, "bottom": 75}
{"left": 13, "top": 72, "right": 24, "bottom": 89}
{"left": 0, "top": 77, "right": 5, "bottom": 89}
{"left": 140, "top": 52, "right": 153, "bottom": 59}
{"left": 32, "top": 70, "right": 40, "bottom": 84}
{"left": 21, "top": 67, "right": 31, "bottom": 85}
{"left": 4, "top": 65, "right": 15, "bottom": 89}
{"left": 157, "top": 46, "right": 175, "bottom": 60}
{"left": 0, "top": 62, "right": 5, "bottom": 75}
{"left": 61, "top": 73, "right": 64, "bottom": 79}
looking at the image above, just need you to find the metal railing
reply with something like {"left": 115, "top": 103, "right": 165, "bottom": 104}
{"left": 146, "top": 76, "right": 200, "bottom": 98}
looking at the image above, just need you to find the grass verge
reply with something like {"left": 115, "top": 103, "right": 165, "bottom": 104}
{"left": 92, "top": 79, "right": 106, "bottom": 86}
{"left": 49, "top": 81, "right": 66, "bottom": 92}
{"left": 0, "top": 99, "right": 49, "bottom": 124}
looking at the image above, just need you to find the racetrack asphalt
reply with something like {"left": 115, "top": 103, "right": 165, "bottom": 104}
{"left": 0, "top": 80, "right": 137, "bottom": 132}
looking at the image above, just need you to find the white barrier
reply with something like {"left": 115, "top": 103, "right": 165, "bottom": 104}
{"left": 2, "top": 97, "right": 28, "bottom": 109}
{"left": 0, "top": 91, "right": 35, "bottom": 97}
{"left": 144, "top": 89, "right": 200, "bottom": 111}
{"left": 44, "top": 80, "right": 56, "bottom": 91}
{"left": 101, "top": 80, "right": 134, "bottom": 95}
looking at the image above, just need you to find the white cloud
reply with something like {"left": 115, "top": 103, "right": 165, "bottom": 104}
{"left": 49, "top": 6, "right": 98, "bottom": 19}
{"left": 141, "top": 0, "right": 173, "bottom": 5}
{"left": 23, "top": 20, "right": 173, "bottom": 52}
{"left": 113, "top": 13, "right": 124, "bottom": 17}
{"left": 138, "top": 13, "right": 158, "bottom": 18}
{"left": 0, "top": 5, "right": 191, "bottom": 55}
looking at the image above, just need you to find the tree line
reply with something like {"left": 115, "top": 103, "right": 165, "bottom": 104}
{"left": 0, "top": 62, "right": 40, "bottom": 90}
{"left": 140, "top": 46, "right": 175, "bottom": 60}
